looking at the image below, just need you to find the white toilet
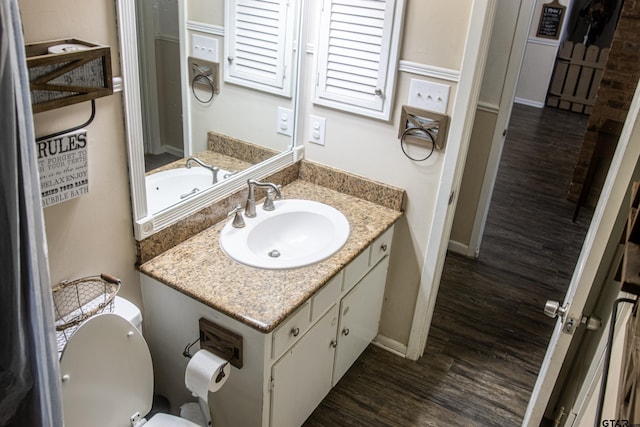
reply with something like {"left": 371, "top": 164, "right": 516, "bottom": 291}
{"left": 59, "top": 297, "right": 203, "bottom": 427}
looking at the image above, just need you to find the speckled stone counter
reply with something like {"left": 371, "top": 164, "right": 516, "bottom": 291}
{"left": 146, "top": 149, "right": 252, "bottom": 176}
{"left": 139, "top": 180, "right": 403, "bottom": 333}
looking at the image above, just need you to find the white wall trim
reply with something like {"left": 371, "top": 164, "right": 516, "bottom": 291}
{"left": 305, "top": 48, "right": 461, "bottom": 83}
{"left": 447, "top": 240, "right": 473, "bottom": 257}
{"left": 163, "top": 145, "right": 184, "bottom": 158}
{"left": 186, "top": 20, "right": 224, "bottom": 36}
{"left": 156, "top": 34, "right": 179, "bottom": 44}
{"left": 398, "top": 60, "right": 460, "bottom": 82}
{"left": 373, "top": 335, "right": 408, "bottom": 358}
{"left": 305, "top": 43, "right": 314, "bottom": 54}
{"left": 116, "top": 0, "right": 149, "bottom": 221}
{"left": 514, "top": 96, "right": 545, "bottom": 108}
{"left": 113, "top": 76, "right": 123, "bottom": 93}
{"left": 527, "top": 36, "right": 561, "bottom": 48}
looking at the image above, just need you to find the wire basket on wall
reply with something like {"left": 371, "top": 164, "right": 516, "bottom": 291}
{"left": 53, "top": 273, "right": 121, "bottom": 354}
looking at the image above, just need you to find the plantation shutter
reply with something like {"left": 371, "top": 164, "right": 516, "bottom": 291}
{"left": 314, "top": 0, "right": 401, "bottom": 120}
{"left": 224, "top": 0, "right": 294, "bottom": 97}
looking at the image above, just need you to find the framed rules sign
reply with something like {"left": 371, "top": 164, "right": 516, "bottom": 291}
{"left": 37, "top": 129, "right": 89, "bottom": 207}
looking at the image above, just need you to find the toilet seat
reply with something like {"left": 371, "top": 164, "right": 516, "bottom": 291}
{"left": 59, "top": 313, "right": 200, "bottom": 427}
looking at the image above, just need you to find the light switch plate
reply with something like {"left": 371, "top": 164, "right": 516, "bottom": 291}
{"left": 192, "top": 34, "right": 218, "bottom": 62}
{"left": 308, "top": 115, "right": 326, "bottom": 146}
{"left": 277, "top": 107, "right": 293, "bottom": 137}
{"left": 408, "top": 79, "right": 450, "bottom": 114}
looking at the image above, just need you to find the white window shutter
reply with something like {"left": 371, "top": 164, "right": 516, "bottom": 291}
{"left": 314, "top": 0, "right": 403, "bottom": 120}
{"left": 224, "top": 0, "right": 295, "bottom": 97}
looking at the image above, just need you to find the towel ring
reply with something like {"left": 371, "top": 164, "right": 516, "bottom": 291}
{"left": 400, "top": 126, "right": 435, "bottom": 162}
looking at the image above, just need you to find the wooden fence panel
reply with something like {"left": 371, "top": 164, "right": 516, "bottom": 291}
{"left": 546, "top": 41, "right": 610, "bottom": 114}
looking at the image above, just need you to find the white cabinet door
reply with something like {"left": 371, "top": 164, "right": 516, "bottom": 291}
{"left": 332, "top": 256, "right": 389, "bottom": 386}
{"left": 270, "top": 305, "right": 339, "bottom": 427}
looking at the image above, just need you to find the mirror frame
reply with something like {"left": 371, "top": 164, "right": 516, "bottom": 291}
{"left": 116, "top": 0, "right": 304, "bottom": 240}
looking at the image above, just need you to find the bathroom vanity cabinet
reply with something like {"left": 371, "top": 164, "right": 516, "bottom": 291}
{"left": 270, "top": 254, "right": 390, "bottom": 426}
{"left": 140, "top": 225, "right": 393, "bottom": 427}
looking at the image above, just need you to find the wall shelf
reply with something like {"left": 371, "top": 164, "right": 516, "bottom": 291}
{"left": 25, "top": 38, "right": 113, "bottom": 113}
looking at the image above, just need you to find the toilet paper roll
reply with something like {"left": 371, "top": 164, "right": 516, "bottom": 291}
{"left": 47, "top": 44, "right": 89, "bottom": 54}
{"left": 185, "top": 350, "right": 230, "bottom": 403}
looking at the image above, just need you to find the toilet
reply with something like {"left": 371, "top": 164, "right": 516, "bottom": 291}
{"left": 59, "top": 297, "right": 203, "bottom": 427}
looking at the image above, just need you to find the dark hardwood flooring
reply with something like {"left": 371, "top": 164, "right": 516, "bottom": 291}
{"left": 304, "top": 104, "right": 594, "bottom": 426}
{"left": 145, "top": 152, "right": 181, "bottom": 172}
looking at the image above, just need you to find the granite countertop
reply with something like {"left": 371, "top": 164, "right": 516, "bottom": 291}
{"left": 139, "top": 179, "right": 402, "bottom": 333}
{"left": 145, "top": 149, "right": 252, "bottom": 176}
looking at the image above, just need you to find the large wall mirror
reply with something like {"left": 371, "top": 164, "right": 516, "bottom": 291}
{"left": 116, "top": 0, "right": 304, "bottom": 240}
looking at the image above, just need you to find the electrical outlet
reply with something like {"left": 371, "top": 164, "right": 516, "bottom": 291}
{"left": 188, "top": 57, "right": 219, "bottom": 93}
{"left": 277, "top": 107, "right": 293, "bottom": 137}
{"left": 308, "top": 115, "right": 326, "bottom": 146}
{"left": 192, "top": 34, "right": 218, "bottom": 62}
{"left": 408, "top": 79, "right": 450, "bottom": 114}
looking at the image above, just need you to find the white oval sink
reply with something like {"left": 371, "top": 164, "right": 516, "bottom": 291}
{"left": 146, "top": 167, "right": 229, "bottom": 214}
{"left": 220, "top": 199, "right": 350, "bottom": 269}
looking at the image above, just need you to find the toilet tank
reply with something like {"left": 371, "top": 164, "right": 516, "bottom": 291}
{"left": 112, "top": 296, "right": 143, "bottom": 332}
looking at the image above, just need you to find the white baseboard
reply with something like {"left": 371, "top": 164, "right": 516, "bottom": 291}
{"left": 448, "top": 240, "right": 470, "bottom": 256}
{"left": 514, "top": 97, "right": 545, "bottom": 108}
{"left": 372, "top": 335, "right": 408, "bottom": 358}
{"left": 163, "top": 145, "right": 184, "bottom": 158}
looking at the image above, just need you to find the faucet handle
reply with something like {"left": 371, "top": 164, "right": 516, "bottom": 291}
{"left": 228, "top": 204, "right": 245, "bottom": 228}
{"left": 263, "top": 188, "right": 277, "bottom": 211}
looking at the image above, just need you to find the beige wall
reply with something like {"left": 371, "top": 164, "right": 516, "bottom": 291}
{"left": 19, "top": 0, "right": 141, "bottom": 306}
{"left": 401, "top": 1, "right": 471, "bottom": 69}
{"left": 188, "top": 0, "right": 223, "bottom": 25}
{"left": 301, "top": 0, "right": 473, "bottom": 346}
{"left": 18, "top": 0, "right": 480, "bottom": 349}
{"left": 451, "top": 109, "right": 498, "bottom": 246}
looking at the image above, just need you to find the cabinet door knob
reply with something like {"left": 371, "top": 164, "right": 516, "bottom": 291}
{"left": 380, "top": 243, "right": 388, "bottom": 252}
{"left": 330, "top": 339, "right": 337, "bottom": 348}
{"left": 291, "top": 327, "right": 300, "bottom": 337}
{"left": 342, "top": 328, "right": 350, "bottom": 336}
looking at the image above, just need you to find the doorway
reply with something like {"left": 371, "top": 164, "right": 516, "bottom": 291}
{"left": 441, "top": 0, "right": 629, "bottom": 422}
{"left": 440, "top": 102, "right": 594, "bottom": 423}
{"left": 458, "top": 0, "right": 624, "bottom": 422}
{"left": 136, "top": 0, "right": 184, "bottom": 172}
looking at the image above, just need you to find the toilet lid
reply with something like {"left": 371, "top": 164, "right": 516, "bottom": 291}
{"left": 59, "top": 313, "right": 153, "bottom": 427}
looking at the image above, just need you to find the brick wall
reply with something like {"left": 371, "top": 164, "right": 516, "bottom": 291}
{"left": 568, "top": 0, "right": 640, "bottom": 206}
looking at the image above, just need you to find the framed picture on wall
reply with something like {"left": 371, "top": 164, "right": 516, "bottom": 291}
{"left": 536, "top": 1, "right": 566, "bottom": 39}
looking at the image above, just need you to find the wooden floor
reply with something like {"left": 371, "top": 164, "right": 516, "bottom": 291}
{"left": 304, "top": 104, "right": 594, "bottom": 426}
{"left": 145, "top": 152, "right": 181, "bottom": 172}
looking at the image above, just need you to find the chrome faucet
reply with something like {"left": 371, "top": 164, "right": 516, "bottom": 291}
{"left": 185, "top": 157, "right": 220, "bottom": 184}
{"left": 245, "top": 179, "right": 281, "bottom": 217}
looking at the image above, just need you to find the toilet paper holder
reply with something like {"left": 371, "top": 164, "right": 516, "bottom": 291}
{"left": 183, "top": 318, "right": 243, "bottom": 369}
{"left": 184, "top": 338, "right": 228, "bottom": 384}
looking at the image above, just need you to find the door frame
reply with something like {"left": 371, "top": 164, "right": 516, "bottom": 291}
{"left": 405, "top": 0, "right": 497, "bottom": 360}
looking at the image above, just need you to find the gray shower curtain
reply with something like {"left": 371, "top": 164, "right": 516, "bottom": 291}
{"left": 0, "top": 0, "right": 64, "bottom": 425}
